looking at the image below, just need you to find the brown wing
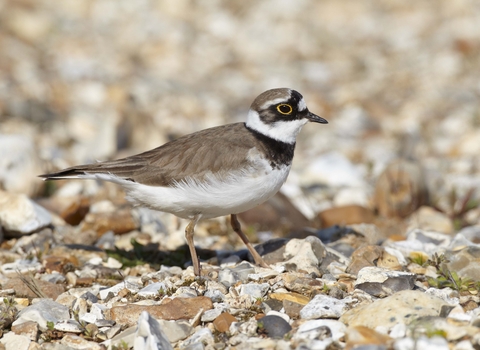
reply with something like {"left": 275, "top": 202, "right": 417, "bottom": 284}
{"left": 40, "top": 123, "right": 259, "bottom": 187}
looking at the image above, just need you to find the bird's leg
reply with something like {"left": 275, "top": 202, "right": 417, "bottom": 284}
{"left": 185, "top": 215, "right": 201, "bottom": 276}
{"left": 230, "top": 214, "right": 269, "bottom": 268}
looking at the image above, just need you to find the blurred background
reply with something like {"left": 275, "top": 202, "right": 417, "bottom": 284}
{"left": 0, "top": 0, "right": 480, "bottom": 227}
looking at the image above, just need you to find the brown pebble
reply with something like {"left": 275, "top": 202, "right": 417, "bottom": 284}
{"left": 80, "top": 209, "right": 138, "bottom": 236}
{"left": 213, "top": 312, "right": 237, "bottom": 332}
{"left": 317, "top": 205, "right": 375, "bottom": 228}
{"left": 75, "top": 277, "right": 94, "bottom": 287}
{"left": 61, "top": 197, "right": 91, "bottom": 225}
{"left": 3, "top": 277, "right": 65, "bottom": 299}
{"left": 109, "top": 296, "right": 213, "bottom": 327}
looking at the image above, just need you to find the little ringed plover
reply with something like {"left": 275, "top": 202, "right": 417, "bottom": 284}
{"left": 39, "top": 88, "right": 328, "bottom": 276}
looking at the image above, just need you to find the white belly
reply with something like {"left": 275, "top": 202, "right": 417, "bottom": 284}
{"left": 118, "top": 165, "right": 291, "bottom": 220}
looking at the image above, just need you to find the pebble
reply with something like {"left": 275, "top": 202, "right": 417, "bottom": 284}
{"left": 109, "top": 297, "right": 213, "bottom": 326}
{"left": 318, "top": 205, "right": 375, "bottom": 227}
{"left": 340, "top": 290, "right": 449, "bottom": 330}
{"left": 300, "top": 294, "right": 349, "bottom": 319}
{"left": 0, "top": 191, "right": 52, "bottom": 236}
{"left": 179, "top": 328, "right": 214, "bottom": 349}
{"left": 0, "top": 134, "right": 41, "bottom": 197}
{"left": 0, "top": 332, "right": 31, "bottom": 350}
{"left": 407, "top": 206, "right": 454, "bottom": 234}
{"left": 258, "top": 315, "right": 292, "bottom": 339}
{"left": 61, "top": 334, "right": 104, "bottom": 350}
{"left": 236, "top": 283, "right": 270, "bottom": 300}
{"left": 11, "top": 321, "right": 39, "bottom": 341}
{"left": 282, "top": 236, "right": 326, "bottom": 275}
{"left": 133, "top": 311, "right": 173, "bottom": 350}
{"left": 157, "top": 319, "right": 193, "bottom": 342}
{"left": 213, "top": 312, "right": 237, "bottom": 333}
{"left": 137, "top": 282, "right": 168, "bottom": 298}
{"left": 345, "top": 325, "right": 392, "bottom": 348}
{"left": 445, "top": 246, "right": 480, "bottom": 281}
{"left": 354, "top": 267, "right": 416, "bottom": 297}
{"left": 54, "top": 320, "right": 84, "bottom": 333}
{"left": 98, "top": 279, "right": 143, "bottom": 300}
{"left": 219, "top": 262, "right": 256, "bottom": 287}
{"left": 13, "top": 299, "right": 70, "bottom": 331}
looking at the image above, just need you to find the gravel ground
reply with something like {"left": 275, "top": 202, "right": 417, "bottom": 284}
{"left": 1, "top": 1, "right": 480, "bottom": 349}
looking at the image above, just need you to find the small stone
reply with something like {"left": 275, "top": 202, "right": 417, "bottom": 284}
{"left": 317, "top": 205, "right": 375, "bottom": 227}
{"left": 407, "top": 206, "right": 454, "bottom": 234}
{"left": 104, "top": 257, "right": 123, "bottom": 269}
{"left": 295, "top": 319, "right": 346, "bottom": 341}
{"left": 282, "top": 274, "right": 324, "bottom": 295}
{"left": 109, "top": 297, "right": 213, "bottom": 326}
{"left": 269, "top": 292, "right": 310, "bottom": 305}
{"left": 345, "top": 325, "right": 393, "bottom": 349}
{"left": 61, "top": 334, "right": 104, "bottom": 350}
{"left": 0, "top": 135, "right": 42, "bottom": 197}
{"left": 394, "top": 336, "right": 449, "bottom": 350}
{"left": 80, "top": 291, "right": 98, "bottom": 304}
{"left": 389, "top": 229, "right": 451, "bottom": 256}
{"left": 55, "top": 196, "right": 91, "bottom": 226}
{"left": 213, "top": 312, "right": 237, "bottom": 333}
{"left": 231, "top": 318, "right": 258, "bottom": 337}
{"left": 80, "top": 209, "right": 138, "bottom": 236}
{"left": 258, "top": 315, "right": 292, "bottom": 339}
{"left": 157, "top": 319, "right": 194, "bottom": 343}
{"left": 43, "top": 255, "right": 78, "bottom": 274}
{"left": 137, "top": 282, "right": 167, "bottom": 298}
{"left": 180, "top": 328, "right": 214, "bottom": 348}
{"left": 106, "top": 324, "right": 123, "bottom": 339}
{"left": 346, "top": 245, "right": 386, "bottom": 275}
{"left": 13, "top": 299, "right": 70, "bottom": 331}
{"left": 283, "top": 299, "right": 305, "bottom": 319}
{"left": 0, "top": 190, "right": 52, "bottom": 236}
{"left": 0, "top": 260, "right": 44, "bottom": 278}
{"left": 219, "top": 262, "right": 256, "bottom": 287}
{"left": 99, "top": 280, "right": 142, "bottom": 299}
{"left": 11, "top": 321, "right": 38, "bottom": 341}
{"left": 204, "top": 289, "right": 225, "bottom": 303}
{"left": 201, "top": 308, "right": 223, "bottom": 323}
{"left": 73, "top": 297, "right": 88, "bottom": 316}
{"left": 80, "top": 312, "right": 98, "bottom": 324}
{"left": 0, "top": 332, "right": 31, "bottom": 350}
{"left": 300, "top": 294, "right": 349, "bottom": 319}
{"left": 109, "top": 326, "right": 137, "bottom": 349}
{"left": 54, "top": 320, "right": 84, "bottom": 333}
{"left": 340, "top": 290, "right": 449, "bottom": 330}
{"left": 445, "top": 246, "right": 480, "bottom": 282}
{"left": 282, "top": 236, "right": 326, "bottom": 275}
{"left": 236, "top": 283, "right": 270, "bottom": 300}
{"left": 134, "top": 311, "right": 173, "bottom": 350}
{"left": 354, "top": 267, "right": 416, "bottom": 297}
{"left": 55, "top": 294, "right": 77, "bottom": 308}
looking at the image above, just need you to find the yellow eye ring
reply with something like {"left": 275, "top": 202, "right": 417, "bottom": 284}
{"left": 277, "top": 104, "right": 293, "bottom": 115}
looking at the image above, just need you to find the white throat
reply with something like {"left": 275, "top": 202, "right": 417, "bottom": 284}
{"left": 246, "top": 109, "right": 307, "bottom": 144}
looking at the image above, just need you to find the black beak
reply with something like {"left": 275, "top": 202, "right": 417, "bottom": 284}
{"left": 306, "top": 111, "right": 328, "bottom": 124}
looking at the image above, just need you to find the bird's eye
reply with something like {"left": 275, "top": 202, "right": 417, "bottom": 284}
{"left": 277, "top": 104, "right": 293, "bottom": 115}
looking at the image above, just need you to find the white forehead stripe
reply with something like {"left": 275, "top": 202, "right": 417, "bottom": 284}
{"left": 298, "top": 98, "right": 307, "bottom": 111}
{"left": 260, "top": 97, "right": 290, "bottom": 110}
